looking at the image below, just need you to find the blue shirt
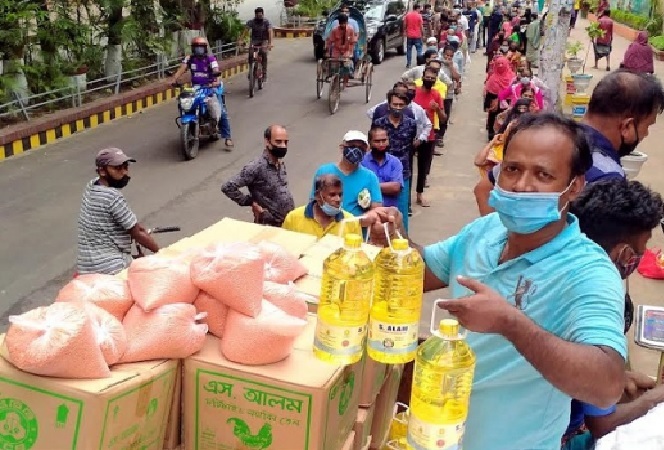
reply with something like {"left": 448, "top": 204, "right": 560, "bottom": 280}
{"left": 311, "top": 163, "right": 383, "bottom": 217}
{"left": 374, "top": 115, "right": 418, "bottom": 180}
{"left": 423, "top": 213, "right": 627, "bottom": 450}
{"left": 361, "top": 152, "right": 404, "bottom": 208}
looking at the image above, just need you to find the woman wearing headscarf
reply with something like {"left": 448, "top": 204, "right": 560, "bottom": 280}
{"left": 622, "top": 31, "right": 654, "bottom": 74}
{"left": 483, "top": 56, "right": 514, "bottom": 140}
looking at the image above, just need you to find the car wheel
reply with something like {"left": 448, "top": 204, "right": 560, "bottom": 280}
{"left": 372, "top": 38, "right": 385, "bottom": 64}
{"left": 397, "top": 35, "right": 406, "bottom": 55}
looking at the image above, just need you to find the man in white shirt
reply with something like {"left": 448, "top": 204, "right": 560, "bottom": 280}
{"left": 401, "top": 49, "right": 453, "bottom": 86}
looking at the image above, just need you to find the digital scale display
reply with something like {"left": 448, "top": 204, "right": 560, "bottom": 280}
{"left": 635, "top": 306, "right": 664, "bottom": 350}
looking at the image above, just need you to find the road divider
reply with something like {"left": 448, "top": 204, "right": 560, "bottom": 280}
{"left": 0, "top": 57, "right": 249, "bottom": 162}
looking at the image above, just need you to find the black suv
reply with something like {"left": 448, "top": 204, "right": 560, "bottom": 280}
{"left": 313, "top": 0, "right": 407, "bottom": 64}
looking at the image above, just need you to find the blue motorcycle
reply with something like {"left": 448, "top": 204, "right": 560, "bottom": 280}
{"left": 174, "top": 83, "right": 220, "bottom": 160}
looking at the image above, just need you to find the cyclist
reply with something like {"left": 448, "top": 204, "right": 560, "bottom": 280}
{"left": 77, "top": 148, "right": 159, "bottom": 275}
{"left": 326, "top": 14, "right": 357, "bottom": 89}
{"left": 171, "top": 36, "right": 222, "bottom": 137}
{"left": 246, "top": 7, "right": 273, "bottom": 82}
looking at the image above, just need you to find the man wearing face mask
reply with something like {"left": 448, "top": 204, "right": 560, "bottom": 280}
{"left": 221, "top": 125, "right": 294, "bottom": 226}
{"left": 373, "top": 94, "right": 416, "bottom": 230}
{"left": 245, "top": 7, "right": 273, "bottom": 82}
{"left": 386, "top": 113, "right": 627, "bottom": 450}
{"left": 282, "top": 174, "right": 362, "bottom": 238}
{"left": 562, "top": 178, "right": 664, "bottom": 450}
{"left": 77, "top": 148, "right": 159, "bottom": 275}
{"left": 361, "top": 126, "right": 404, "bottom": 215}
{"left": 475, "top": 70, "right": 664, "bottom": 215}
{"left": 311, "top": 130, "right": 382, "bottom": 218}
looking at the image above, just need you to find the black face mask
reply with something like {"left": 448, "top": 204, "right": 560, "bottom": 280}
{"left": 406, "top": 90, "right": 416, "bottom": 101}
{"left": 422, "top": 79, "right": 435, "bottom": 89}
{"left": 390, "top": 107, "right": 403, "bottom": 117}
{"left": 618, "top": 121, "right": 641, "bottom": 157}
{"left": 268, "top": 145, "right": 287, "bottom": 159}
{"left": 371, "top": 147, "right": 387, "bottom": 159}
{"left": 255, "top": 17, "right": 264, "bottom": 23}
{"left": 107, "top": 175, "right": 130, "bottom": 189}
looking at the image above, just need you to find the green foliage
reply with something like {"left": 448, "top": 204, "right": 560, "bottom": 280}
{"left": 646, "top": 15, "right": 663, "bottom": 37}
{"left": 611, "top": 10, "right": 649, "bottom": 30}
{"left": 566, "top": 40, "right": 584, "bottom": 58}
{"left": 294, "top": 0, "right": 337, "bottom": 17}
{"left": 649, "top": 35, "right": 664, "bottom": 50}
{"left": 207, "top": 8, "right": 245, "bottom": 43}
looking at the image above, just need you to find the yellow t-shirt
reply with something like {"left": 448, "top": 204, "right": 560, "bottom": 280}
{"left": 414, "top": 79, "right": 448, "bottom": 130}
{"left": 282, "top": 204, "right": 361, "bottom": 239}
{"left": 574, "top": 0, "right": 581, "bottom": 9}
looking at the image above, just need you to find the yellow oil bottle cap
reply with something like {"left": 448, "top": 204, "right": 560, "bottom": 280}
{"left": 344, "top": 233, "right": 363, "bottom": 248}
{"left": 392, "top": 238, "right": 409, "bottom": 251}
{"left": 439, "top": 318, "right": 459, "bottom": 337}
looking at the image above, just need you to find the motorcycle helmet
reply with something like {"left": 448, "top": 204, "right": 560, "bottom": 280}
{"left": 191, "top": 36, "right": 208, "bottom": 57}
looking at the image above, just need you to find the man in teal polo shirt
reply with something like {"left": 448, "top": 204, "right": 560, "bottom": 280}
{"left": 381, "top": 114, "right": 627, "bottom": 450}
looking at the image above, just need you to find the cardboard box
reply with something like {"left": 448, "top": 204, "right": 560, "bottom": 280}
{"left": 369, "top": 365, "right": 404, "bottom": 450}
{"left": 358, "top": 357, "right": 388, "bottom": 407}
{"left": 183, "top": 336, "right": 363, "bottom": 450}
{"left": 0, "top": 354, "right": 177, "bottom": 450}
{"left": 342, "top": 431, "right": 356, "bottom": 450}
{"left": 163, "top": 362, "right": 183, "bottom": 450}
{"left": 353, "top": 405, "right": 375, "bottom": 450}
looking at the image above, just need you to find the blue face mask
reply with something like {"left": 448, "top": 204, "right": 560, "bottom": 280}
{"left": 488, "top": 181, "right": 574, "bottom": 234}
{"left": 343, "top": 146, "right": 364, "bottom": 165}
{"left": 319, "top": 199, "right": 341, "bottom": 217}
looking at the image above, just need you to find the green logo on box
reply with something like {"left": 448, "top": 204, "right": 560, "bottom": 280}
{"left": 0, "top": 398, "right": 38, "bottom": 449}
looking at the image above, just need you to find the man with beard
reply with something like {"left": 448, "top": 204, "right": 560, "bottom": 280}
{"left": 77, "top": 148, "right": 159, "bottom": 275}
{"left": 474, "top": 70, "right": 664, "bottom": 215}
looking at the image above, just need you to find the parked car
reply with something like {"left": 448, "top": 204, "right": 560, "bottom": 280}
{"left": 313, "top": 0, "right": 407, "bottom": 64}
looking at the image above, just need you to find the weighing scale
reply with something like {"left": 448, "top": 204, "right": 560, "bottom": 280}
{"left": 634, "top": 305, "right": 664, "bottom": 385}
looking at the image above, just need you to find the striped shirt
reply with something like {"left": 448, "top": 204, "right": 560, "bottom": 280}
{"left": 77, "top": 179, "right": 137, "bottom": 275}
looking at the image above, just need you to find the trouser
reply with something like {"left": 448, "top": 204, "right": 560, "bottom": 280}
{"left": 397, "top": 178, "right": 411, "bottom": 232}
{"left": 482, "top": 17, "right": 490, "bottom": 46}
{"left": 215, "top": 90, "right": 232, "bottom": 138}
{"left": 487, "top": 109, "right": 498, "bottom": 140}
{"left": 416, "top": 141, "right": 434, "bottom": 193}
{"left": 406, "top": 38, "right": 423, "bottom": 67}
{"left": 469, "top": 28, "right": 477, "bottom": 52}
{"left": 439, "top": 98, "right": 454, "bottom": 138}
{"left": 249, "top": 47, "right": 268, "bottom": 76}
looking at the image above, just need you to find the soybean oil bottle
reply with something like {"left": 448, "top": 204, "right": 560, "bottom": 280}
{"left": 368, "top": 238, "right": 424, "bottom": 364}
{"left": 313, "top": 233, "right": 374, "bottom": 365}
{"left": 407, "top": 308, "right": 476, "bottom": 450}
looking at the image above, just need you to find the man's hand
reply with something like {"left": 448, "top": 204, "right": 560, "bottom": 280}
{"left": 623, "top": 371, "right": 657, "bottom": 401}
{"left": 430, "top": 100, "right": 440, "bottom": 111}
{"left": 251, "top": 202, "right": 264, "bottom": 220}
{"left": 268, "top": 43, "right": 273, "bottom": 50}
{"left": 438, "top": 275, "right": 519, "bottom": 334}
{"left": 413, "top": 138, "right": 422, "bottom": 147}
{"left": 366, "top": 207, "right": 405, "bottom": 247}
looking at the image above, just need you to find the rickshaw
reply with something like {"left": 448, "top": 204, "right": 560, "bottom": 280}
{"left": 316, "top": 6, "right": 373, "bottom": 114}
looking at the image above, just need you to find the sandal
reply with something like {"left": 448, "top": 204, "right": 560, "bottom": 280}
{"left": 416, "top": 198, "right": 431, "bottom": 207}
{"left": 225, "top": 139, "right": 234, "bottom": 148}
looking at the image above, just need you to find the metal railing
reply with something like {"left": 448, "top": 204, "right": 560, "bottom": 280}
{"left": 0, "top": 41, "right": 240, "bottom": 124}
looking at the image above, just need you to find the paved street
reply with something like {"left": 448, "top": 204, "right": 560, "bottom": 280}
{"left": 1, "top": 19, "right": 664, "bottom": 377}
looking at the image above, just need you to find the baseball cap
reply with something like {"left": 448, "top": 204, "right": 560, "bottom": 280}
{"left": 343, "top": 130, "right": 368, "bottom": 145}
{"left": 95, "top": 148, "right": 136, "bottom": 167}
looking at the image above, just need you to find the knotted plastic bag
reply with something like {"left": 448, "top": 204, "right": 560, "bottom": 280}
{"left": 5, "top": 302, "right": 111, "bottom": 378}
{"left": 257, "top": 242, "right": 308, "bottom": 284}
{"left": 263, "top": 281, "right": 311, "bottom": 319}
{"left": 82, "top": 303, "right": 127, "bottom": 365}
{"left": 55, "top": 274, "right": 133, "bottom": 321}
{"left": 221, "top": 300, "right": 308, "bottom": 365}
{"left": 120, "top": 303, "right": 208, "bottom": 363}
{"left": 127, "top": 255, "right": 199, "bottom": 311}
{"left": 190, "top": 243, "right": 264, "bottom": 317}
{"left": 193, "top": 291, "right": 228, "bottom": 338}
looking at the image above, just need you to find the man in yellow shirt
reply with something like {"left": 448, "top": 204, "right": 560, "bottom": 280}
{"left": 282, "top": 174, "right": 362, "bottom": 238}
{"left": 571, "top": 0, "right": 581, "bottom": 29}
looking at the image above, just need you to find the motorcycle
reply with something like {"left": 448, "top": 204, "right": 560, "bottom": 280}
{"left": 173, "top": 80, "right": 221, "bottom": 161}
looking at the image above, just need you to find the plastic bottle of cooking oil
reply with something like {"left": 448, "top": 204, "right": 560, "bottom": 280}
{"left": 313, "top": 233, "right": 374, "bottom": 365}
{"left": 407, "top": 310, "right": 476, "bottom": 450}
{"left": 388, "top": 403, "right": 410, "bottom": 442}
{"left": 367, "top": 238, "right": 424, "bottom": 364}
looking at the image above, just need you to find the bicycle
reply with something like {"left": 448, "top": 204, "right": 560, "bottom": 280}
{"left": 133, "top": 226, "right": 181, "bottom": 258}
{"left": 248, "top": 44, "right": 268, "bottom": 98}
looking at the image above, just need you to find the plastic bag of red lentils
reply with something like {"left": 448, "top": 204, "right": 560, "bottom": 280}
{"left": 257, "top": 242, "right": 308, "bottom": 284}
{"left": 5, "top": 302, "right": 111, "bottom": 378}
{"left": 190, "top": 243, "right": 264, "bottom": 317}
{"left": 55, "top": 274, "right": 133, "bottom": 321}
{"left": 262, "top": 281, "right": 310, "bottom": 319}
{"left": 83, "top": 303, "right": 127, "bottom": 365}
{"left": 193, "top": 291, "right": 228, "bottom": 338}
{"left": 127, "top": 255, "right": 199, "bottom": 311}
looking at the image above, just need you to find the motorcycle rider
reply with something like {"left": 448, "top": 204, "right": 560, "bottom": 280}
{"left": 245, "top": 7, "right": 273, "bottom": 82}
{"left": 77, "top": 148, "right": 159, "bottom": 275}
{"left": 172, "top": 36, "right": 222, "bottom": 137}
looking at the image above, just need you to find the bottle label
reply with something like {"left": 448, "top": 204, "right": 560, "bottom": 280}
{"left": 407, "top": 413, "right": 465, "bottom": 450}
{"left": 313, "top": 319, "right": 367, "bottom": 357}
{"left": 367, "top": 319, "right": 419, "bottom": 355}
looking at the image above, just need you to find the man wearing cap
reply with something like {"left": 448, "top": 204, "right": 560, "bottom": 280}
{"left": 311, "top": 130, "right": 382, "bottom": 218}
{"left": 77, "top": 148, "right": 159, "bottom": 275}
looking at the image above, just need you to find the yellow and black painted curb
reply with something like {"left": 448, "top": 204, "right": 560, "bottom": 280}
{"left": 1, "top": 62, "right": 249, "bottom": 161}
{"left": 273, "top": 27, "right": 314, "bottom": 38}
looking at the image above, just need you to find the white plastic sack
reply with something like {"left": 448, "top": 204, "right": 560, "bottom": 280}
{"left": 595, "top": 402, "right": 664, "bottom": 450}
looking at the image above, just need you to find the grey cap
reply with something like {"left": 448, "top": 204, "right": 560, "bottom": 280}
{"left": 95, "top": 148, "right": 136, "bottom": 167}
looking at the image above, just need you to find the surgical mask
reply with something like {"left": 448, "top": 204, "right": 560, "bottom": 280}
{"left": 193, "top": 46, "right": 206, "bottom": 56}
{"left": 520, "top": 77, "right": 531, "bottom": 84}
{"left": 450, "top": 25, "right": 458, "bottom": 30}
{"left": 615, "top": 246, "right": 642, "bottom": 279}
{"left": 488, "top": 180, "right": 574, "bottom": 234}
{"left": 390, "top": 107, "right": 403, "bottom": 117}
{"left": 107, "top": 175, "right": 131, "bottom": 189}
{"left": 500, "top": 45, "right": 509, "bottom": 52}
{"left": 319, "top": 197, "right": 341, "bottom": 217}
{"left": 618, "top": 121, "right": 641, "bottom": 157}
{"left": 422, "top": 79, "right": 435, "bottom": 89}
{"left": 269, "top": 146, "right": 288, "bottom": 158}
{"left": 343, "top": 146, "right": 364, "bottom": 164}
